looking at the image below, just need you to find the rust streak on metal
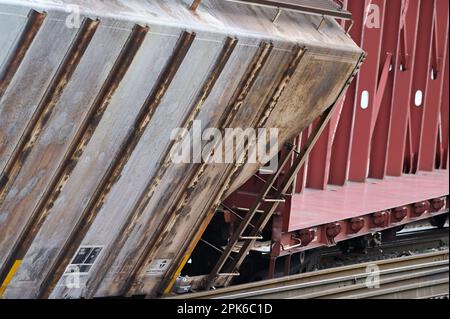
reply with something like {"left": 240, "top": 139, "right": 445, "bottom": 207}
{"left": 222, "top": 43, "right": 274, "bottom": 129}
{"left": 0, "top": 25, "right": 148, "bottom": 286}
{"left": 82, "top": 36, "right": 238, "bottom": 298}
{"left": 0, "top": 18, "right": 99, "bottom": 205}
{"left": 190, "top": 0, "right": 202, "bottom": 11}
{"left": 38, "top": 31, "right": 196, "bottom": 299}
{"left": 257, "top": 46, "right": 305, "bottom": 126}
{"left": 120, "top": 42, "right": 274, "bottom": 297}
{"left": 0, "top": 10, "right": 46, "bottom": 99}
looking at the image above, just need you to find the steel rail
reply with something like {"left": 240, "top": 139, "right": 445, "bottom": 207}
{"left": 169, "top": 250, "right": 449, "bottom": 299}
{"left": 298, "top": 264, "right": 448, "bottom": 299}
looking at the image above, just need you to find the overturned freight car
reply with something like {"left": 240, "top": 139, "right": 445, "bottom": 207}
{"left": 0, "top": 0, "right": 363, "bottom": 298}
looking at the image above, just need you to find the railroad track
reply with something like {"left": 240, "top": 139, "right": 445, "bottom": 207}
{"left": 170, "top": 250, "right": 449, "bottom": 299}
{"left": 311, "top": 226, "right": 449, "bottom": 272}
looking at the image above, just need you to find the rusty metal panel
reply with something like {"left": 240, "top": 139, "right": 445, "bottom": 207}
{"left": 0, "top": 11, "right": 77, "bottom": 175}
{"left": 110, "top": 44, "right": 300, "bottom": 298}
{"left": 52, "top": 31, "right": 232, "bottom": 299}
{"left": 0, "top": 20, "right": 134, "bottom": 281}
{"left": 0, "top": 6, "right": 29, "bottom": 85}
{"left": 0, "top": 0, "right": 363, "bottom": 298}
{"left": 4, "top": 25, "right": 182, "bottom": 299}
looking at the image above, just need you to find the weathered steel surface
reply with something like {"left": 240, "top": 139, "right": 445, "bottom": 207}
{"left": 225, "top": 0, "right": 351, "bottom": 19}
{"left": 0, "top": 10, "right": 45, "bottom": 98}
{"left": 0, "top": 10, "right": 78, "bottom": 177}
{"left": 0, "top": 0, "right": 362, "bottom": 298}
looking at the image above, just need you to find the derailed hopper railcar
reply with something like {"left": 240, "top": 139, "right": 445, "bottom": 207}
{"left": 0, "top": 0, "right": 363, "bottom": 298}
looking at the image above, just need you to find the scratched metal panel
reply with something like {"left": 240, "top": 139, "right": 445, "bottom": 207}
{"left": 0, "top": 21, "right": 138, "bottom": 298}
{"left": 0, "top": 7, "right": 28, "bottom": 69}
{"left": 0, "top": 0, "right": 363, "bottom": 299}
{"left": 88, "top": 38, "right": 268, "bottom": 299}
{"left": 0, "top": 11, "right": 78, "bottom": 175}
{"left": 3, "top": 26, "right": 182, "bottom": 298}
{"left": 49, "top": 32, "right": 227, "bottom": 299}
{"left": 128, "top": 45, "right": 297, "bottom": 297}
{"left": 0, "top": 20, "right": 133, "bottom": 276}
{"left": 82, "top": 35, "right": 224, "bottom": 244}
{"left": 115, "top": 49, "right": 361, "bottom": 298}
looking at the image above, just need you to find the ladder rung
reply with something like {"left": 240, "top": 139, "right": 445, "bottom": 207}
{"left": 263, "top": 197, "right": 286, "bottom": 203}
{"left": 235, "top": 207, "right": 265, "bottom": 214}
{"left": 240, "top": 236, "right": 263, "bottom": 240}
{"left": 217, "top": 272, "right": 240, "bottom": 276}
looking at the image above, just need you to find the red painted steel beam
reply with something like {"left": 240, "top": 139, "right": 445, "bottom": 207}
{"left": 418, "top": 0, "right": 449, "bottom": 171}
{"left": 370, "top": 52, "right": 392, "bottom": 135}
{"left": 368, "top": 0, "right": 402, "bottom": 179}
{"left": 328, "top": 0, "right": 365, "bottom": 186}
{"left": 387, "top": 0, "right": 421, "bottom": 176}
{"left": 328, "top": 96, "right": 355, "bottom": 185}
{"left": 306, "top": 123, "right": 330, "bottom": 189}
{"left": 409, "top": 0, "right": 435, "bottom": 173}
{"left": 307, "top": 100, "right": 344, "bottom": 190}
{"left": 277, "top": 195, "right": 449, "bottom": 257}
{"left": 439, "top": 44, "right": 449, "bottom": 169}
{"left": 349, "top": 0, "right": 386, "bottom": 182}
{"left": 293, "top": 126, "right": 310, "bottom": 193}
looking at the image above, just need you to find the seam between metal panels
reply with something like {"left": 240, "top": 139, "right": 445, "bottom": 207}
{"left": 0, "top": 25, "right": 149, "bottom": 289}
{"left": 120, "top": 41, "right": 274, "bottom": 297}
{"left": 159, "top": 46, "right": 306, "bottom": 293}
{"left": 38, "top": 31, "right": 196, "bottom": 299}
{"left": 0, "top": 9, "right": 45, "bottom": 99}
{"left": 82, "top": 36, "right": 238, "bottom": 298}
{"left": 0, "top": 18, "right": 99, "bottom": 205}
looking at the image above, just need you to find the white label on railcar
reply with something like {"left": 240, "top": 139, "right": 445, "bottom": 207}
{"left": 64, "top": 245, "right": 104, "bottom": 275}
{"left": 146, "top": 259, "right": 172, "bottom": 276}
